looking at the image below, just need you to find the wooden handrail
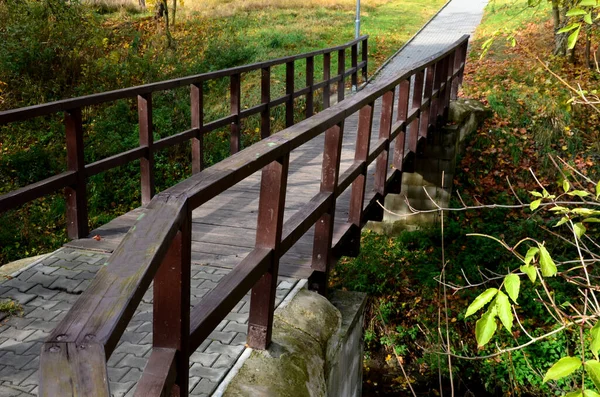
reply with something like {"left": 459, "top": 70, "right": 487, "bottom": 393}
{"left": 38, "top": 35, "right": 469, "bottom": 396}
{"left": 0, "top": 36, "right": 368, "bottom": 240}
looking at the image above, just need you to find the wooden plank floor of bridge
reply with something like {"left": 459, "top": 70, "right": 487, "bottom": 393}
{"left": 66, "top": 96, "right": 392, "bottom": 280}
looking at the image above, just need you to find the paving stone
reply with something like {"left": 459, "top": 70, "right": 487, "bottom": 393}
{"left": 108, "top": 366, "right": 129, "bottom": 382}
{"left": 0, "top": 352, "right": 37, "bottom": 370}
{"left": 119, "top": 331, "right": 147, "bottom": 345}
{"left": 114, "top": 342, "right": 151, "bottom": 358}
{"left": 188, "top": 364, "right": 227, "bottom": 383}
{"left": 190, "top": 378, "right": 218, "bottom": 395}
{"left": 73, "top": 280, "right": 91, "bottom": 294}
{"left": 19, "top": 371, "right": 37, "bottom": 386}
{"left": 0, "top": 328, "right": 35, "bottom": 342}
{"left": 25, "top": 296, "right": 59, "bottom": 309}
{"left": 222, "top": 321, "right": 247, "bottom": 334}
{"left": 120, "top": 368, "right": 143, "bottom": 383}
{"left": 135, "top": 322, "right": 152, "bottom": 334}
{"left": 0, "top": 341, "right": 38, "bottom": 355}
{"left": 231, "top": 333, "right": 247, "bottom": 346}
{"left": 26, "top": 308, "right": 60, "bottom": 322}
{"left": 0, "top": 366, "right": 35, "bottom": 386}
{"left": 0, "top": 281, "right": 36, "bottom": 294}
{"left": 224, "top": 312, "right": 248, "bottom": 324}
{"left": 75, "top": 254, "right": 106, "bottom": 265}
{"left": 32, "top": 265, "right": 57, "bottom": 276}
{"left": 213, "top": 353, "right": 238, "bottom": 368}
{"left": 52, "top": 249, "right": 81, "bottom": 261}
{"left": 115, "top": 354, "right": 147, "bottom": 370}
{"left": 188, "top": 376, "right": 201, "bottom": 392}
{"left": 75, "top": 263, "right": 103, "bottom": 273}
{"left": 2, "top": 317, "right": 34, "bottom": 331}
{"left": 277, "top": 280, "right": 296, "bottom": 290}
{"left": 107, "top": 352, "right": 127, "bottom": 367}
{"left": 193, "top": 272, "right": 223, "bottom": 282}
{"left": 51, "top": 292, "right": 80, "bottom": 304}
{"left": 48, "top": 278, "right": 82, "bottom": 293}
{"left": 189, "top": 351, "right": 219, "bottom": 366}
{"left": 22, "top": 342, "right": 43, "bottom": 357}
{"left": 51, "top": 258, "right": 82, "bottom": 270}
{"left": 23, "top": 330, "right": 49, "bottom": 343}
{"left": 27, "top": 284, "right": 60, "bottom": 303}
{"left": 0, "top": 384, "right": 21, "bottom": 396}
{"left": 48, "top": 268, "right": 81, "bottom": 279}
{"left": 23, "top": 274, "right": 55, "bottom": 289}
{"left": 109, "top": 381, "right": 136, "bottom": 397}
{"left": 204, "top": 341, "right": 244, "bottom": 358}
{"left": 207, "top": 330, "right": 236, "bottom": 345}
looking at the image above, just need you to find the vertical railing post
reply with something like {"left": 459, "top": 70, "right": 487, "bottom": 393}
{"left": 407, "top": 70, "right": 424, "bottom": 158}
{"left": 306, "top": 56, "right": 314, "bottom": 118}
{"left": 153, "top": 216, "right": 191, "bottom": 396}
{"left": 419, "top": 66, "right": 435, "bottom": 139}
{"left": 436, "top": 57, "right": 449, "bottom": 121}
{"left": 323, "top": 53, "right": 331, "bottom": 109}
{"left": 247, "top": 154, "right": 289, "bottom": 349}
{"left": 392, "top": 79, "right": 410, "bottom": 187}
{"left": 451, "top": 48, "right": 462, "bottom": 100}
{"left": 351, "top": 43, "right": 358, "bottom": 90}
{"left": 374, "top": 90, "right": 395, "bottom": 198}
{"left": 361, "top": 38, "right": 368, "bottom": 83}
{"left": 138, "top": 93, "right": 154, "bottom": 206}
{"left": 347, "top": 102, "right": 374, "bottom": 251}
{"left": 310, "top": 122, "right": 344, "bottom": 295}
{"left": 261, "top": 67, "right": 271, "bottom": 139}
{"left": 286, "top": 61, "right": 295, "bottom": 128}
{"left": 191, "top": 83, "right": 204, "bottom": 174}
{"left": 444, "top": 53, "right": 455, "bottom": 120}
{"left": 230, "top": 73, "right": 241, "bottom": 154}
{"left": 337, "top": 49, "right": 346, "bottom": 102}
{"left": 64, "top": 107, "right": 88, "bottom": 239}
{"left": 430, "top": 60, "right": 444, "bottom": 126}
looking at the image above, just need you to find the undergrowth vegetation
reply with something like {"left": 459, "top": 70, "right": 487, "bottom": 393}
{"left": 0, "top": 0, "right": 444, "bottom": 264}
{"left": 333, "top": 0, "right": 600, "bottom": 395}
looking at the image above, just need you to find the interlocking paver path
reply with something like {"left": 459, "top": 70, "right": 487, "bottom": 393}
{"left": 0, "top": 0, "right": 488, "bottom": 395}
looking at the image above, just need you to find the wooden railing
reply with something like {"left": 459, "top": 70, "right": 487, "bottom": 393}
{"left": 0, "top": 36, "right": 368, "bottom": 239}
{"left": 38, "top": 35, "right": 469, "bottom": 396}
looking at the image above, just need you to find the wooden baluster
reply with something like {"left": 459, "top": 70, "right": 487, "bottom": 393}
{"left": 310, "top": 122, "right": 344, "bottom": 296}
{"left": 306, "top": 56, "right": 314, "bottom": 118}
{"left": 191, "top": 83, "right": 204, "bottom": 174}
{"left": 430, "top": 60, "right": 443, "bottom": 128}
{"left": 152, "top": 217, "right": 191, "bottom": 396}
{"left": 261, "top": 67, "right": 271, "bottom": 139}
{"left": 451, "top": 48, "right": 462, "bottom": 100}
{"left": 64, "top": 107, "right": 88, "bottom": 239}
{"left": 337, "top": 49, "right": 345, "bottom": 102}
{"left": 323, "top": 53, "right": 331, "bottom": 109}
{"left": 230, "top": 73, "right": 241, "bottom": 154}
{"left": 437, "top": 57, "right": 449, "bottom": 120}
{"left": 444, "top": 53, "right": 455, "bottom": 120}
{"left": 392, "top": 79, "right": 410, "bottom": 180}
{"left": 419, "top": 66, "right": 435, "bottom": 139}
{"left": 138, "top": 93, "right": 154, "bottom": 206}
{"left": 347, "top": 102, "right": 374, "bottom": 249}
{"left": 374, "top": 90, "right": 395, "bottom": 198}
{"left": 248, "top": 154, "right": 289, "bottom": 349}
{"left": 361, "top": 38, "right": 368, "bottom": 83}
{"left": 351, "top": 43, "right": 358, "bottom": 89}
{"left": 408, "top": 71, "right": 424, "bottom": 157}
{"left": 286, "top": 61, "right": 295, "bottom": 127}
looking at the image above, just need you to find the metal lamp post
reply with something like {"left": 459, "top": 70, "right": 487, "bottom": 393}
{"left": 355, "top": 0, "right": 361, "bottom": 39}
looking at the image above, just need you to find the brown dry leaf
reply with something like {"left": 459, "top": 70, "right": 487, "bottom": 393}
{"left": 93, "top": 235, "right": 102, "bottom": 241}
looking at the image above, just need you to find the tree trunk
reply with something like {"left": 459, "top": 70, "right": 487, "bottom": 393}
{"left": 585, "top": 32, "right": 592, "bottom": 68}
{"left": 172, "top": 0, "right": 176, "bottom": 27}
{"left": 139, "top": 0, "right": 146, "bottom": 10}
{"left": 162, "top": 0, "right": 172, "bottom": 48}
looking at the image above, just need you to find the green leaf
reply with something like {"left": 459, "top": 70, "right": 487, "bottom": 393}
{"left": 596, "top": 181, "right": 600, "bottom": 199}
{"left": 556, "top": 216, "right": 570, "bottom": 227}
{"left": 568, "top": 190, "right": 591, "bottom": 197}
{"left": 543, "top": 356, "right": 582, "bottom": 383}
{"left": 586, "top": 360, "right": 600, "bottom": 390}
{"left": 550, "top": 205, "right": 569, "bottom": 212}
{"left": 565, "top": 391, "right": 583, "bottom": 397}
{"left": 530, "top": 190, "right": 543, "bottom": 197}
{"left": 558, "top": 23, "right": 581, "bottom": 33}
{"left": 475, "top": 309, "right": 497, "bottom": 347}
{"left": 567, "top": 8, "right": 587, "bottom": 16}
{"left": 591, "top": 321, "right": 600, "bottom": 359}
{"left": 585, "top": 12, "right": 593, "bottom": 24}
{"left": 572, "top": 208, "right": 599, "bottom": 216}
{"left": 524, "top": 247, "right": 539, "bottom": 266}
{"left": 520, "top": 264, "right": 537, "bottom": 283}
{"left": 574, "top": 222, "right": 587, "bottom": 238}
{"left": 584, "top": 390, "right": 600, "bottom": 397}
{"left": 580, "top": 0, "right": 598, "bottom": 6}
{"left": 465, "top": 288, "right": 498, "bottom": 318}
{"left": 504, "top": 274, "right": 520, "bottom": 303}
{"left": 563, "top": 179, "right": 571, "bottom": 192}
{"left": 539, "top": 244, "right": 557, "bottom": 277}
{"left": 568, "top": 26, "right": 581, "bottom": 50}
{"left": 495, "top": 291, "right": 513, "bottom": 332}
{"left": 584, "top": 218, "right": 600, "bottom": 223}
{"left": 531, "top": 199, "right": 542, "bottom": 211}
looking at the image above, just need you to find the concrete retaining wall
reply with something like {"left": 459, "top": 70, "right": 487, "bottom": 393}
{"left": 220, "top": 289, "right": 367, "bottom": 397}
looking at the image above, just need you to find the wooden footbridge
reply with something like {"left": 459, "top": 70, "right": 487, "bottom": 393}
{"left": 0, "top": 34, "right": 468, "bottom": 396}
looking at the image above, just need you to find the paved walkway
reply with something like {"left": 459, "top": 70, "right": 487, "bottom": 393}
{"left": 0, "top": 0, "right": 488, "bottom": 395}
